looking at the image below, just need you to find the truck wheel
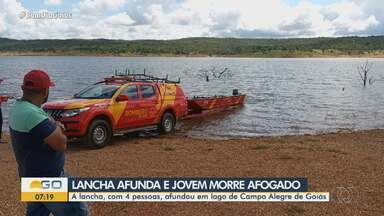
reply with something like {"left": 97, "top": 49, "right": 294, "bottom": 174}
{"left": 159, "top": 112, "right": 176, "bottom": 134}
{"left": 86, "top": 119, "right": 112, "bottom": 149}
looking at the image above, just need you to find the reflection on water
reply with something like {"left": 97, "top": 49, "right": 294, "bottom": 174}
{"left": 1, "top": 56, "right": 384, "bottom": 137}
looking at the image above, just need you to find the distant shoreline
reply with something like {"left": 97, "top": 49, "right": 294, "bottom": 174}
{"left": 1, "top": 51, "right": 384, "bottom": 58}
{"left": 2, "top": 36, "right": 384, "bottom": 58}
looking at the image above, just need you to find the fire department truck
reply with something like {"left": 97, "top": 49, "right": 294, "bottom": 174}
{"left": 43, "top": 73, "right": 245, "bottom": 148}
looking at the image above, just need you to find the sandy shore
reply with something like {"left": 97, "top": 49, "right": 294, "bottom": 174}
{"left": 0, "top": 130, "right": 383, "bottom": 215}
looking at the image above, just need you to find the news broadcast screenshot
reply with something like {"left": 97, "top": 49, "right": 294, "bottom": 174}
{"left": 0, "top": 0, "right": 383, "bottom": 215}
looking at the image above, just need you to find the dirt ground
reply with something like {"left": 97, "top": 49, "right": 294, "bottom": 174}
{"left": 0, "top": 130, "right": 383, "bottom": 216}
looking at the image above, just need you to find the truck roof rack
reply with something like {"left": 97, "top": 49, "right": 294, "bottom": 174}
{"left": 100, "top": 69, "right": 181, "bottom": 84}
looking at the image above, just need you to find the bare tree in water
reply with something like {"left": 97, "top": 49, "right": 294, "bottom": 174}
{"left": 358, "top": 61, "right": 375, "bottom": 87}
{"left": 198, "top": 68, "right": 211, "bottom": 82}
{"left": 197, "top": 66, "right": 233, "bottom": 82}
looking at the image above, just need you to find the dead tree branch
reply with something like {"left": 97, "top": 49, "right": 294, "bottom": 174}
{"left": 358, "top": 61, "right": 374, "bottom": 87}
{"left": 198, "top": 66, "right": 233, "bottom": 82}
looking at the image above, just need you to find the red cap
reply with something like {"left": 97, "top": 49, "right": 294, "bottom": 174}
{"left": 22, "top": 70, "right": 55, "bottom": 90}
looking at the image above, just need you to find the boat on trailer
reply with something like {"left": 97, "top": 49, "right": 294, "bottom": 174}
{"left": 185, "top": 90, "right": 246, "bottom": 119}
{"left": 112, "top": 70, "right": 246, "bottom": 119}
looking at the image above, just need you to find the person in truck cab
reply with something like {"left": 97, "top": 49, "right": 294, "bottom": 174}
{"left": 9, "top": 70, "right": 88, "bottom": 216}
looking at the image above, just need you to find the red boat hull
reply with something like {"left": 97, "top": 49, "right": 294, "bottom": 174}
{"left": 187, "top": 94, "right": 246, "bottom": 113}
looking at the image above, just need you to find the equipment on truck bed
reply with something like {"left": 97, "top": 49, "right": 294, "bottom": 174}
{"left": 107, "top": 69, "right": 181, "bottom": 84}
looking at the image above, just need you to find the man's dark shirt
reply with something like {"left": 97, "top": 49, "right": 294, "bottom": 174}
{"left": 9, "top": 100, "right": 64, "bottom": 177}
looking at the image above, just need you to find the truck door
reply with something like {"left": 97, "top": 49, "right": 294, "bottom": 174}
{"left": 118, "top": 85, "right": 144, "bottom": 128}
{"left": 138, "top": 84, "right": 159, "bottom": 125}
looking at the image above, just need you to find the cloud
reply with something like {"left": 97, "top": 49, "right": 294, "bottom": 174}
{"left": 0, "top": 0, "right": 382, "bottom": 39}
{"left": 74, "top": 0, "right": 128, "bottom": 16}
{"left": 44, "top": 0, "right": 63, "bottom": 6}
{"left": 350, "top": 0, "right": 384, "bottom": 35}
{"left": 324, "top": 1, "right": 379, "bottom": 34}
{"left": 0, "top": 0, "right": 27, "bottom": 35}
{"left": 104, "top": 12, "right": 135, "bottom": 26}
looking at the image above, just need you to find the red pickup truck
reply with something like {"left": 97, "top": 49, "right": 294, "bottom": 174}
{"left": 43, "top": 74, "right": 245, "bottom": 148}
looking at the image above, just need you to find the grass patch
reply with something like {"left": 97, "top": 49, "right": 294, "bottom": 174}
{"left": 250, "top": 144, "right": 270, "bottom": 150}
{"left": 286, "top": 205, "right": 305, "bottom": 216}
{"left": 162, "top": 144, "right": 176, "bottom": 151}
{"left": 277, "top": 155, "right": 302, "bottom": 160}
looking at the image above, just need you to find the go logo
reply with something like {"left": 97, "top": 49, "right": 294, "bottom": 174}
{"left": 30, "top": 180, "right": 63, "bottom": 189}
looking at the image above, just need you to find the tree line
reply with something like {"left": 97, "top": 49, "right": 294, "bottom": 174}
{"left": 0, "top": 36, "right": 383, "bottom": 57}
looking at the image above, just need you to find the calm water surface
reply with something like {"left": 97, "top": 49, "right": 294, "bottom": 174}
{"left": 1, "top": 56, "right": 384, "bottom": 138}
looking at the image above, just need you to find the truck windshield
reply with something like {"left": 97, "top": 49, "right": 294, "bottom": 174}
{"left": 74, "top": 84, "right": 119, "bottom": 99}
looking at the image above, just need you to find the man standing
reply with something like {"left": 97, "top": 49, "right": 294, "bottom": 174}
{"left": 9, "top": 70, "right": 88, "bottom": 216}
{"left": 0, "top": 78, "right": 9, "bottom": 143}
{"left": 0, "top": 94, "right": 8, "bottom": 143}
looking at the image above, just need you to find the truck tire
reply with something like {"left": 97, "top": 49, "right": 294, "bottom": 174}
{"left": 159, "top": 112, "right": 176, "bottom": 134}
{"left": 86, "top": 119, "right": 112, "bottom": 149}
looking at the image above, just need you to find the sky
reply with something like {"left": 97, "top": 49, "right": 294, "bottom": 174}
{"left": 0, "top": 0, "right": 383, "bottom": 40}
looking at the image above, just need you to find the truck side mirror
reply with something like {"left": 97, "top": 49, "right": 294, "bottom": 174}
{"left": 116, "top": 94, "right": 129, "bottom": 102}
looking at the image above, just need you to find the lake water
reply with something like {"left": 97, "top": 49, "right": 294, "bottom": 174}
{"left": 1, "top": 56, "right": 384, "bottom": 138}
